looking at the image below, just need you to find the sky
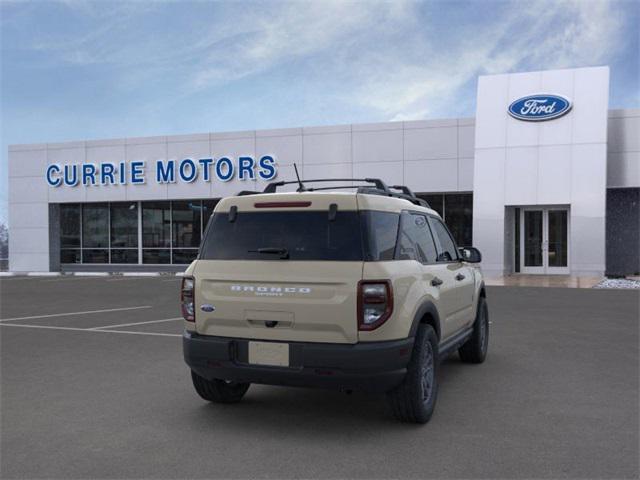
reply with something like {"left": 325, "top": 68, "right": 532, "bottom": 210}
{"left": 1, "top": 0, "right": 638, "bottom": 225}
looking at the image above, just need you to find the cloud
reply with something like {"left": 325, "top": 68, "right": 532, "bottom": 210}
{"left": 18, "top": 1, "right": 413, "bottom": 82}
{"left": 189, "top": 1, "right": 415, "bottom": 91}
{"left": 3, "top": 0, "right": 632, "bottom": 122}
{"left": 21, "top": 1, "right": 161, "bottom": 67}
{"left": 350, "top": 0, "right": 626, "bottom": 121}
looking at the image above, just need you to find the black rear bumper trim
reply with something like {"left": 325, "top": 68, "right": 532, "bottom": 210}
{"left": 183, "top": 331, "right": 414, "bottom": 393}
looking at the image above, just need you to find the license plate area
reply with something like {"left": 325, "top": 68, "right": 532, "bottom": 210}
{"left": 248, "top": 341, "right": 290, "bottom": 367}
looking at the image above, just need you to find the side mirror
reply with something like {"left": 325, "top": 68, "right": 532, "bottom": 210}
{"left": 459, "top": 247, "right": 482, "bottom": 263}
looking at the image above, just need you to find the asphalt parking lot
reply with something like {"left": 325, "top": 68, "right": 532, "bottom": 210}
{"left": 1, "top": 276, "right": 638, "bottom": 479}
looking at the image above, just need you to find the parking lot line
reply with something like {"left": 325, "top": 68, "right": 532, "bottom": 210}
{"left": 41, "top": 277, "right": 107, "bottom": 283}
{"left": 90, "top": 317, "right": 183, "bottom": 330}
{"left": 105, "top": 277, "right": 154, "bottom": 282}
{"left": 0, "top": 306, "right": 152, "bottom": 322}
{"left": 0, "top": 276, "right": 44, "bottom": 282}
{"left": 0, "top": 323, "right": 181, "bottom": 337}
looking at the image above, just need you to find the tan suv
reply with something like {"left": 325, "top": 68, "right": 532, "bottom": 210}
{"left": 182, "top": 178, "right": 488, "bottom": 423}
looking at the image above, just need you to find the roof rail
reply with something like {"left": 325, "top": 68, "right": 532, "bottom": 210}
{"left": 263, "top": 178, "right": 390, "bottom": 194}
{"left": 262, "top": 177, "right": 431, "bottom": 208}
{"left": 390, "top": 185, "right": 416, "bottom": 197}
{"left": 389, "top": 185, "right": 430, "bottom": 208}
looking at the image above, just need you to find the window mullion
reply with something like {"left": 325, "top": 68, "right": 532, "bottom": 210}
{"left": 80, "top": 204, "right": 83, "bottom": 264}
{"left": 108, "top": 202, "right": 111, "bottom": 264}
{"left": 138, "top": 201, "right": 142, "bottom": 265}
{"left": 442, "top": 194, "right": 446, "bottom": 222}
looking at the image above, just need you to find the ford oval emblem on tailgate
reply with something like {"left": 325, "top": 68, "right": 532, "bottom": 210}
{"left": 200, "top": 304, "right": 215, "bottom": 312}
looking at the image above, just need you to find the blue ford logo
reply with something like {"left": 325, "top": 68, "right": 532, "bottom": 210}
{"left": 200, "top": 304, "right": 215, "bottom": 312}
{"left": 508, "top": 94, "right": 572, "bottom": 121}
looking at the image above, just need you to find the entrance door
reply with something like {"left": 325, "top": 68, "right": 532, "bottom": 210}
{"left": 520, "top": 208, "right": 569, "bottom": 274}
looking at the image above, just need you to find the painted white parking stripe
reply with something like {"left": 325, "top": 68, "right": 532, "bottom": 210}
{"left": 0, "top": 306, "right": 152, "bottom": 322}
{"left": 42, "top": 276, "right": 114, "bottom": 283}
{"left": 0, "top": 323, "right": 180, "bottom": 337}
{"left": 90, "top": 317, "right": 182, "bottom": 330}
{"left": 0, "top": 276, "right": 43, "bottom": 281}
{"left": 105, "top": 277, "right": 168, "bottom": 282}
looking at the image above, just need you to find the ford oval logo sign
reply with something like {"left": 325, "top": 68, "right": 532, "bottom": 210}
{"left": 508, "top": 94, "right": 572, "bottom": 121}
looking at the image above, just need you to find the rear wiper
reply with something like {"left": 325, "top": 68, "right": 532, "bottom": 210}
{"left": 248, "top": 247, "right": 290, "bottom": 259}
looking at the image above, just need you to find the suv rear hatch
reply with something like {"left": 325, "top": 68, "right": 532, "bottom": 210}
{"left": 193, "top": 193, "right": 363, "bottom": 344}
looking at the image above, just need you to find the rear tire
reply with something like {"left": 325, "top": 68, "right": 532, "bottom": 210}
{"left": 386, "top": 324, "right": 439, "bottom": 424}
{"left": 191, "top": 371, "right": 250, "bottom": 403}
{"left": 458, "top": 296, "right": 489, "bottom": 364}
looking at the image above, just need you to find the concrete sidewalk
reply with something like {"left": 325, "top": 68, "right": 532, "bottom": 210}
{"left": 484, "top": 274, "right": 602, "bottom": 288}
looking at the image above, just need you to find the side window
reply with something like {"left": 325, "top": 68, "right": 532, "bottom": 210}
{"left": 428, "top": 217, "right": 459, "bottom": 262}
{"left": 395, "top": 212, "right": 438, "bottom": 263}
{"left": 361, "top": 211, "right": 400, "bottom": 261}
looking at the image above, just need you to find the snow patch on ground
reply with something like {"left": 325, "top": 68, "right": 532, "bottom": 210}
{"left": 593, "top": 278, "right": 640, "bottom": 289}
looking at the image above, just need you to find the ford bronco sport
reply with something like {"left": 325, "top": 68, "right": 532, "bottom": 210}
{"left": 182, "top": 178, "right": 488, "bottom": 423}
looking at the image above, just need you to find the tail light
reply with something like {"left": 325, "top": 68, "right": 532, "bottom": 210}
{"left": 358, "top": 280, "right": 393, "bottom": 331}
{"left": 181, "top": 276, "right": 195, "bottom": 322}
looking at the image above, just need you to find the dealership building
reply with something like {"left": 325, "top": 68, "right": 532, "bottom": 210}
{"left": 7, "top": 66, "right": 640, "bottom": 277}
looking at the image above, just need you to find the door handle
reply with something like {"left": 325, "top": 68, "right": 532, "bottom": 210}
{"left": 431, "top": 277, "right": 443, "bottom": 287}
{"left": 455, "top": 273, "right": 466, "bottom": 281}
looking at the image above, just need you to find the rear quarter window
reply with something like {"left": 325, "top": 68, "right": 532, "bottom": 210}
{"left": 360, "top": 211, "right": 400, "bottom": 261}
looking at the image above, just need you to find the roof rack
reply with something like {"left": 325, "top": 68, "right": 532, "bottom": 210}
{"left": 261, "top": 177, "right": 430, "bottom": 208}
{"left": 263, "top": 178, "right": 388, "bottom": 193}
{"left": 236, "top": 190, "right": 261, "bottom": 196}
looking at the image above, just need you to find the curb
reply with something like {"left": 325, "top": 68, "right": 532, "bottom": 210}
{"left": 1, "top": 271, "right": 186, "bottom": 277}
{"left": 71, "top": 272, "right": 110, "bottom": 277}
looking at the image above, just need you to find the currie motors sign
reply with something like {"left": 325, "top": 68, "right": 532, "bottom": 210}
{"left": 508, "top": 94, "right": 572, "bottom": 121}
{"left": 46, "top": 155, "right": 277, "bottom": 187}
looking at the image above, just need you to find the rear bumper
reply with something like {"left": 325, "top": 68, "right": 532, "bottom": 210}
{"left": 183, "top": 331, "right": 414, "bottom": 393}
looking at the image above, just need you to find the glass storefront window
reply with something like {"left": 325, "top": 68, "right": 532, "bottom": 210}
{"left": 172, "top": 248, "right": 199, "bottom": 264}
{"left": 143, "top": 249, "right": 170, "bottom": 264}
{"left": 444, "top": 194, "right": 473, "bottom": 247}
{"left": 111, "top": 203, "right": 138, "bottom": 248}
{"left": 60, "top": 204, "right": 81, "bottom": 248}
{"left": 202, "top": 200, "right": 219, "bottom": 230}
{"left": 523, "top": 210, "right": 543, "bottom": 267}
{"left": 59, "top": 199, "right": 220, "bottom": 265}
{"left": 172, "top": 201, "right": 202, "bottom": 248}
{"left": 416, "top": 193, "right": 473, "bottom": 248}
{"left": 82, "top": 204, "right": 109, "bottom": 248}
{"left": 60, "top": 249, "right": 81, "bottom": 264}
{"left": 547, "top": 210, "right": 568, "bottom": 267}
{"left": 60, "top": 204, "right": 81, "bottom": 264}
{"left": 111, "top": 249, "right": 138, "bottom": 264}
{"left": 420, "top": 194, "right": 444, "bottom": 218}
{"left": 82, "top": 249, "right": 109, "bottom": 263}
{"left": 142, "top": 202, "right": 171, "bottom": 248}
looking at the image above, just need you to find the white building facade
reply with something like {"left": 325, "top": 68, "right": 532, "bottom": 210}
{"left": 8, "top": 66, "right": 640, "bottom": 276}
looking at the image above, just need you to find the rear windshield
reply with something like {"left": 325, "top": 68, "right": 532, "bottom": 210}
{"left": 200, "top": 210, "right": 402, "bottom": 262}
{"left": 200, "top": 211, "right": 364, "bottom": 261}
